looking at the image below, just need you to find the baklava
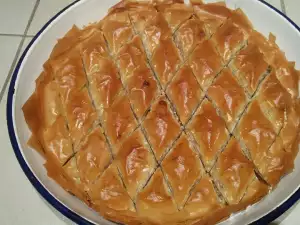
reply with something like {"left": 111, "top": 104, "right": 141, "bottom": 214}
{"left": 23, "top": 0, "right": 300, "bottom": 224}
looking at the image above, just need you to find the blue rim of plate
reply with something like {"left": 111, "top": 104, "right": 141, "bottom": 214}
{"left": 6, "top": 0, "right": 300, "bottom": 224}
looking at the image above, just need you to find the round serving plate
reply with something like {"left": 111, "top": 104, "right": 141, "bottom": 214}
{"left": 6, "top": 0, "right": 300, "bottom": 224}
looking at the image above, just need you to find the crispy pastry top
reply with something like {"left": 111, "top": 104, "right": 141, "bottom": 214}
{"left": 23, "top": 0, "right": 300, "bottom": 224}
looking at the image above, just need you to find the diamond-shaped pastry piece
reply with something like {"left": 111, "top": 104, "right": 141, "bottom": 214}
{"left": 189, "top": 39, "right": 222, "bottom": 90}
{"left": 159, "top": 3, "right": 193, "bottom": 32}
{"left": 144, "top": 12, "right": 172, "bottom": 55}
{"left": 175, "top": 18, "right": 207, "bottom": 59}
{"left": 184, "top": 175, "right": 225, "bottom": 221}
{"left": 117, "top": 35, "right": 148, "bottom": 79}
{"left": 167, "top": 65, "right": 203, "bottom": 124}
{"left": 207, "top": 68, "right": 247, "bottom": 131}
{"left": 247, "top": 31, "right": 278, "bottom": 65}
{"left": 230, "top": 42, "right": 269, "bottom": 95}
{"left": 101, "top": 11, "right": 134, "bottom": 55}
{"left": 212, "top": 138, "right": 255, "bottom": 204}
{"left": 236, "top": 100, "right": 277, "bottom": 161}
{"left": 258, "top": 70, "right": 293, "bottom": 133}
{"left": 143, "top": 97, "right": 181, "bottom": 160}
{"left": 162, "top": 134, "right": 202, "bottom": 208}
{"left": 80, "top": 29, "right": 109, "bottom": 60}
{"left": 75, "top": 128, "right": 112, "bottom": 187}
{"left": 152, "top": 38, "right": 181, "bottom": 87}
{"left": 127, "top": 67, "right": 158, "bottom": 119}
{"left": 187, "top": 99, "right": 230, "bottom": 170}
{"left": 103, "top": 92, "right": 138, "bottom": 147}
{"left": 84, "top": 57, "right": 123, "bottom": 111}
{"left": 51, "top": 52, "right": 87, "bottom": 101}
{"left": 87, "top": 164, "right": 137, "bottom": 223}
{"left": 212, "top": 18, "right": 249, "bottom": 63}
{"left": 63, "top": 88, "right": 98, "bottom": 147}
{"left": 129, "top": 5, "right": 158, "bottom": 34}
{"left": 192, "top": 2, "right": 233, "bottom": 36}
{"left": 115, "top": 129, "right": 156, "bottom": 199}
{"left": 42, "top": 116, "right": 74, "bottom": 165}
{"left": 253, "top": 138, "right": 294, "bottom": 187}
{"left": 136, "top": 168, "right": 178, "bottom": 223}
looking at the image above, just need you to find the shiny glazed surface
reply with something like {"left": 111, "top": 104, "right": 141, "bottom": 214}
{"left": 22, "top": 0, "right": 300, "bottom": 224}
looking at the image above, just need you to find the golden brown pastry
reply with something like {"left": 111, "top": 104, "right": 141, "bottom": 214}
{"left": 207, "top": 68, "right": 248, "bottom": 131}
{"left": 187, "top": 99, "right": 230, "bottom": 170}
{"left": 22, "top": 0, "right": 300, "bottom": 224}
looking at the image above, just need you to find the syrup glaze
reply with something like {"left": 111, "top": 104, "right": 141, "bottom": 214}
{"left": 22, "top": 1, "right": 300, "bottom": 224}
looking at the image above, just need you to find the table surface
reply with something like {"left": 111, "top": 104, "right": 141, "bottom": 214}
{"left": 0, "top": 0, "right": 299, "bottom": 224}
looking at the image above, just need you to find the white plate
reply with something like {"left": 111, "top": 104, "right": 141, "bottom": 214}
{"left": 7, "top": 0, "right": 300, "bottom": 224}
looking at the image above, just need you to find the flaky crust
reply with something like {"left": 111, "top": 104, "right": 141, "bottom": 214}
{"left": 23, "top": 0, "right": 300, "bottom": 224}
